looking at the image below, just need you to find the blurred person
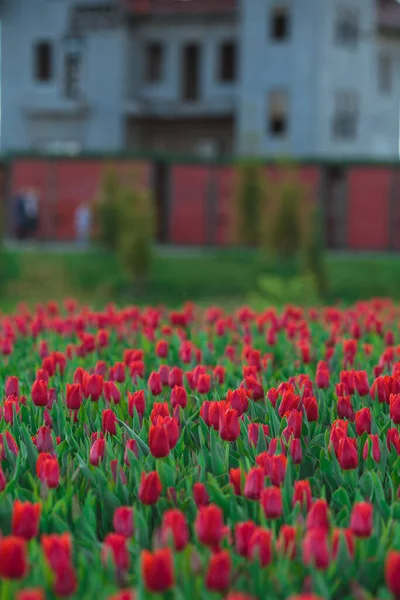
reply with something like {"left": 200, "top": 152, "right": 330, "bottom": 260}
{"left": 24, "top": 188, "right": 39, "bottom": 238}
{"left": 75, "top": 203, "right": 91, "bottom": 245}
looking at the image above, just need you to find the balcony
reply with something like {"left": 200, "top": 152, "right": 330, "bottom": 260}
{"left": 123, "top": 0, "right": 236, "bottom": 16}
{"left": 377, "top": 0, "right": 400, "bottom": 31}
{"left": 123, "top": 93, "right": 236, "bottom": 118}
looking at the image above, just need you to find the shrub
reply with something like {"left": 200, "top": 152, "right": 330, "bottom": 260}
{"left": 304, "top": 205, "right": 329, "bottom": 299}
{"left": 270, "top": 176, "right": 304, "bottom": 261}
{"left": 250, "top": 272, "right": 320, "bottom": 309}
{"left": 117, "top": 183, "right": 155, "bottom": 286}
{"left": 95, "top": 169, "right": 121, "bottom": 251}
{"left": 233, "top": 159, "right": 266, "bottom": 246}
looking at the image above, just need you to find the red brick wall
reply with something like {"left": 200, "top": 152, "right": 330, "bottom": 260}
{"left": 347, "top": 167, "right": 391, "bottom": 251}
{"left": 169, "top": 165, "right": 210, "bottom": 245}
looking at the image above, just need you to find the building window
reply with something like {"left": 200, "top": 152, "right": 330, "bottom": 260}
{"left": 65, "top": 53, "right": 82, "bottom": 99}
{"left": 335, "top": 8, "right": 359, "bottom": 47}
{"left": 332, "top": 90, "right": 359, "bottom": 140}
{"left": 378, "top": 52, "right": 392, "bottom": 93}
{"left": 219, "top": 41, "right": 237, "bottom": 83}
{"left": 145, "top": 42, "right": 164, "bottom": 83}
{"left": 182, "top": 44, "right": 201, "bottom": 101}
{"left": 270, "top": 6, "right": 290, "bottom": 41}
{"left": 268, "top": 90, "right": 288, "bottom": 137}
{"left": 34, "top": 41, "right": 53, "bottom": 82}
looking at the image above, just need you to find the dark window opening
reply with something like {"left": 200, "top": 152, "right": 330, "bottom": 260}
{"left": 145, "top": 42, "right": 163, "bottom": 83}
{"left": 219, "top": 41, "right": 237, "bottom": 82}
{"left": 332, "top": 90, "right": 359, "bottom": 140}
{"left": 268, "top": 91, "right": 288, "bottom": 137}
{"left": 34, "top": 41, "right": 52, "bottom": 82}
{"left": 271, "top": 7, "right": 290, "bottom": 41}
{"left": 182, "top": 44, "right": 201, "bottom": 101}
{"left": 65, "top": 53, "right": 82, "bottom": 99}
{"left": 378, "top": 52, "right": 392, "bottom": 93}
{"left": 335, "top": 8, "right": 359, "bottom": 47}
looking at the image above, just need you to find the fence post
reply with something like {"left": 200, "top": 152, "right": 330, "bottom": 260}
{"left": 205, "top": 164, "right": 218, "bottom": 246}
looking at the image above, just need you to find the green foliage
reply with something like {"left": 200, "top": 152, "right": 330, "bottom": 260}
{"left": 250, "top": 272, "right": 320, "bottom": 309}
{"left": 270, "top": 179, "right": 303, "bottom": 260}
{"left": 304, "top": 206, "right": 329, "bottom": 299}
{"left": 95, "top": 169, "right": 121, "bottom": 251}
{"left": 234, "top": 159, "right": 265, "bottom": 246}
{"left": 117, "top": 184, "right": 155, "bottom": 284}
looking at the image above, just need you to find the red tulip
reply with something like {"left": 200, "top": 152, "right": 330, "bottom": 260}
{"left": 168, "top": 367, "right": 183, "bottom": 388}
{"left": 363, "top": 434, "right": 381, "bottom": 462}
{"left": 332, "top": 528, "right": 355, "bottom": 559}
{"left": 290, "top": 438, "right": 303, "bottom": 464}
{"left": 350, "top": 502, "right": 373, "bottom": 538}
{"left": 128, "top": 391, "right": 146, "bottom": 418}
{"left": 219, "top": 408, "right": 240, "bottom": 442}
{"left": 66, "top": 383, "right": 82, "bottom": 410}
{"left": 103, "top": 381, "right": 121, "bottom": 404}
{"left": 195, "top": 504, "right": 224, "bottom": 549}
{"left": 124, "top": 439, "right": 138, "bottom": 465}
{"left": 36, "top": 426, "right": 54, "bottom": 454}
{"left": 390, "top": 393, "right": 400, "bottom": 424}
{"left": 293, "top": 480, "right": 312, "bottom": 512}
{"left": 102, "top": 409, "right": 117, "bottom": 436}
{"left": 261, "top": 486, "right": 282, "bottom": 519}
{"left": 315, "top": 364, "right": 329, "bottom": 389}
{"left": 302, "top": 528, "right": 330, "bottom": 570}
{"left": 228, "top": 388, "right": 249, "bottom": 416}
{"left": 244, "top": 467, "right": 264, "bottom": 500}
{"left": 249, "top": 527, "right": 272, "bottom": 566}
{"left": 205, "top": 550, "right": 231, "bottom": 592}
{"left": 113, "top": 507, "right": 134, "bottom": 538}
{"left": 16, "top": 590, "right": 45, "bottom": 600}
{"left": 161, "top": 509, "right": 189, "bottom": 551}
{"left": 0, "top": 536, "right": 28, "bottom": 579}
{"left": 36, "top": 454, "right": 60, "bottom": 488}
{"left": 235, "top": 521, "right": 257, "bottom": 557}
{"left": 150, "top": 402, "right": 170, "bottom": 424}
{"left": 90, "top": 437, "right": 106, "bottom": 466}
{"left": 138, "top": 471, "right": 162, "bottom": 505}
{"left": 156, "top": 339, "right": 169, "bottom": 358}
{"left": 170, "top": 386, "right": 187, "bottom": 409}
{"left": 31, "top": 380, "right": 48, "bottom": 407}
{"left": 277, "top": 524, "right": 297, "bottom": 559}
{"left": 338, "top": 437, "right": 358, "bottom": 470}
{"left": 5, "top": 376, "right": 19, "bottom": 397}
{"left": 306, "top": 500, "right": 330, "bottom": 531}
{"left": 354, "top": 371, "right": 369, "bottom": 396}
{"left": 148, "top": 372, "right": 162, "bottom": 396}
{"left": 141, "top": 548, "right": 174, "bottom": 593}
{"left": 41, "top": 533, "right": 72, "bottom": 571}
{"left": 337, "top": 395, "right": 355, "bottom": 421}
{"left": 83, "top": 373, "right": 103, "bottom": 402}
{"left": 53, "top": 561, "right": 77, "bottom": 597}
{"left": 102, "top": 534, "right": 129, "bottom": 571}
{"left": 149, "top": 422, "right": 170, "bottom": 458}
{"left": 229, "top": 467, "right": 244, "bottom": 496}
{"left": 245, "top": 376, "right": 264, "bottom": 401}
{"left": 303, "top": 395, "right": 319, "bottom": 422}
{"left": 385, "top": 550, "right": 400, "bottom": 596}
{"left": 387, "top": 428, "right": 400, "bottom": 453}
{"left": 12, "top": 500, "right": 41, "bottom": 540}
{"left": 106, "top": 591, "right": 135, "bottom": 600}
{"left": 192, "top": 482, "right": 209, "bottom": 507}
{"left": 355, "top": 407, "right": 372, "bottom": 436}
{"left": 270, "top": 454, "right": 287, "bottom": 487}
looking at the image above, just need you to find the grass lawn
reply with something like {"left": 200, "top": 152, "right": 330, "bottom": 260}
{"left": 1, "top": 246, "right": 400, "bottom": 309}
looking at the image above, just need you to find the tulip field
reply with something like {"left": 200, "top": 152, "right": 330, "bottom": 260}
{"left": 1, "top": 299, "right": 400, "bottom": 599}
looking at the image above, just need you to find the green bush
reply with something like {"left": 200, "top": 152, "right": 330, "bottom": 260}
{"left": 117, "top": 184, "right": 155, "bottom": 286}
{"left": 304, "top": 206, "right": 329, "bottom": 299}
{"left": 95, "top": 169, "right": 121, "bottom": 251}
{"left": 270, "top": 178, "right": 303, "bottom": 260}
{"left": 233, "top": 159, "right": 265, "bottom": 246}
{"left": 249, "top": 272, "right": 320, "bottom": 309}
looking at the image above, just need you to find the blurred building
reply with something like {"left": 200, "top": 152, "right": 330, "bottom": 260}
{"left": 1, "top": 0, "right": 400, "bottom": 159}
